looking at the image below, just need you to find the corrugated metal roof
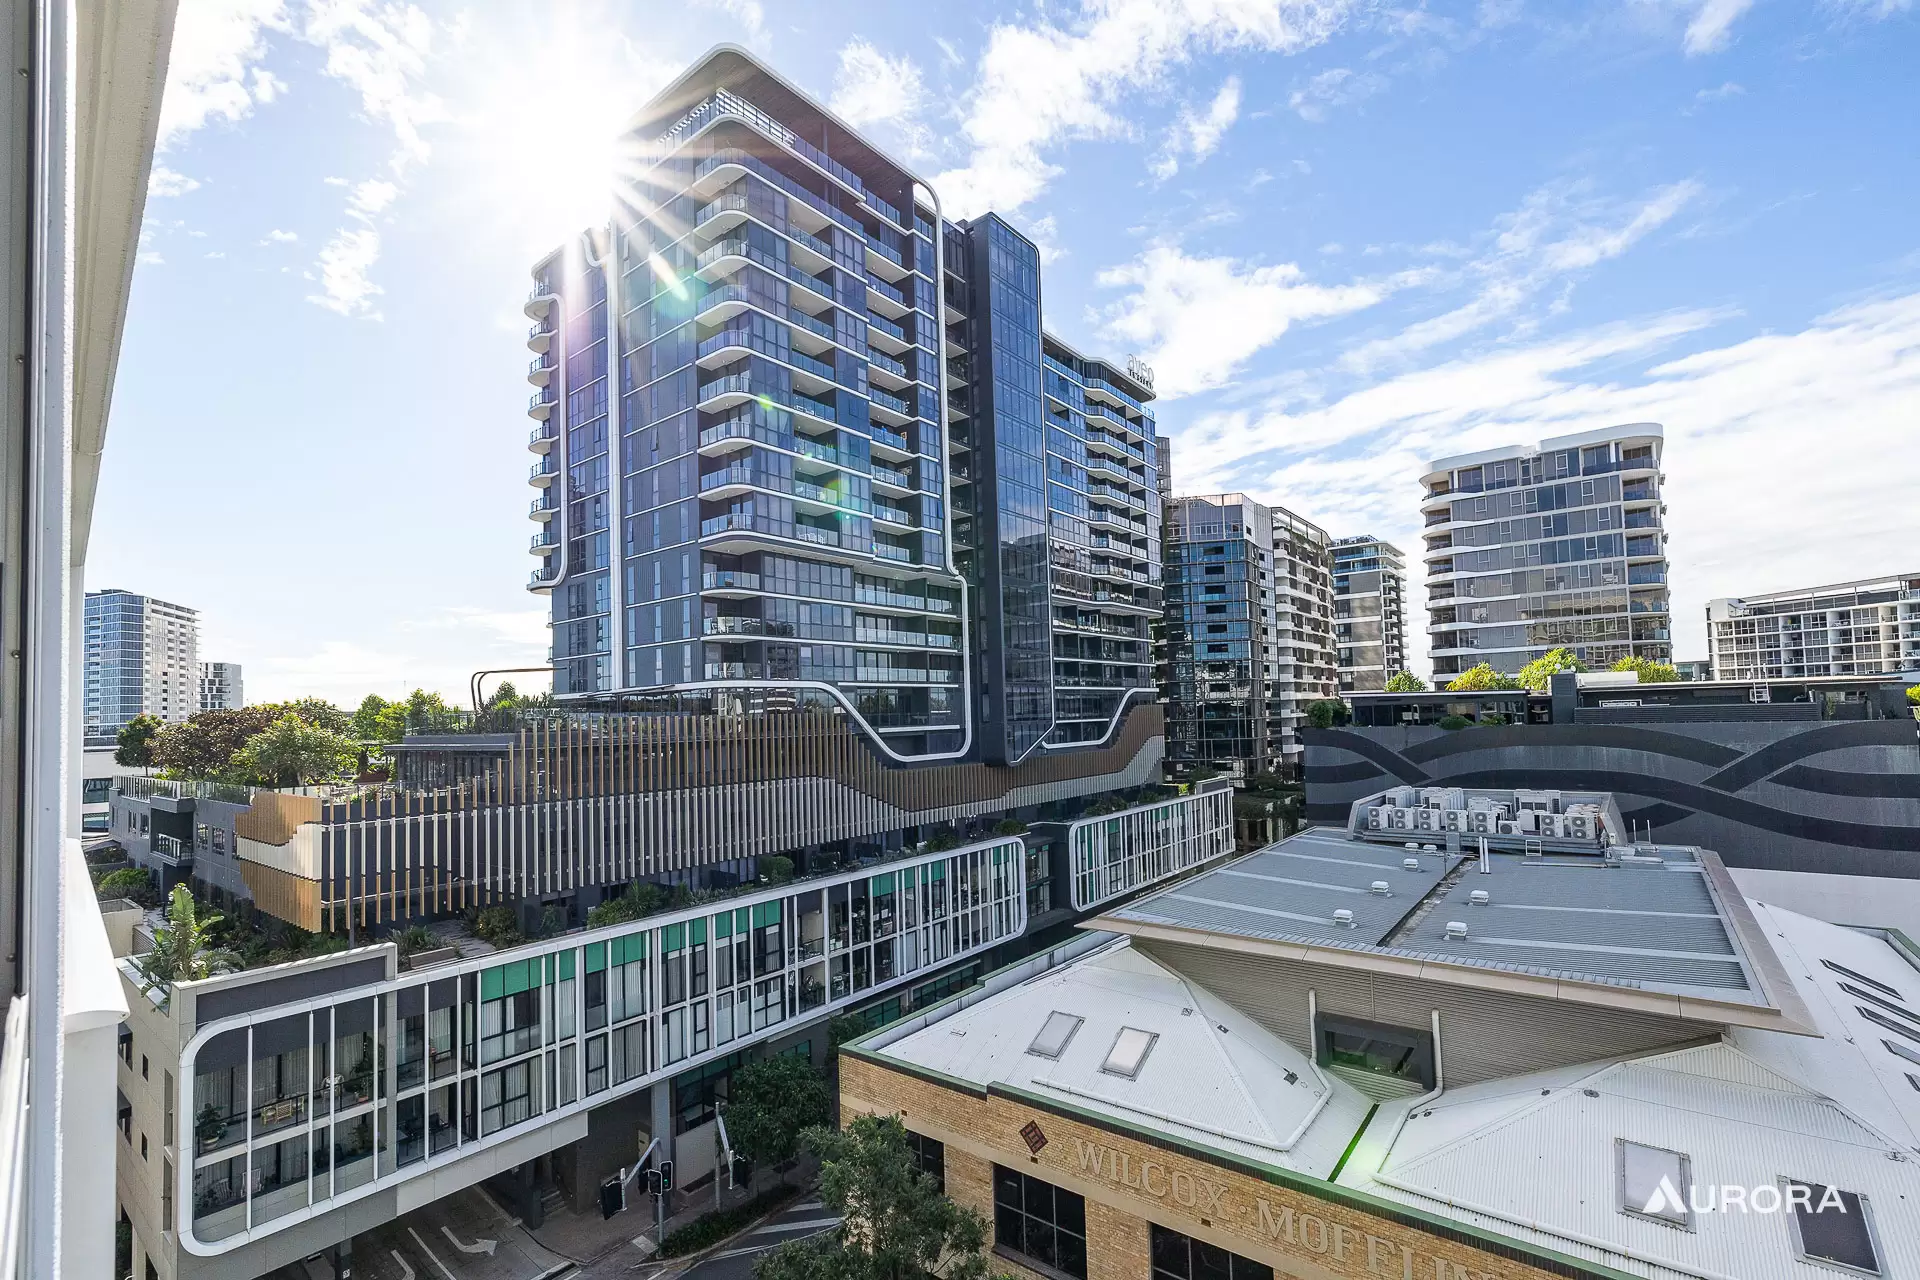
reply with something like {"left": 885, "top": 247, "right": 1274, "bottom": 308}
{"left": 877, "top": 940, "right": 1372, "bottom": 1177}
{"left": 1108, "top": 829, "right": 1769, "bottom": 1004}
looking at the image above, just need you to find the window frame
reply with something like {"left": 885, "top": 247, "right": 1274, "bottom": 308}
{"left": 1782, "top": 1179, "right": 1886, "bottom": 1278}
{"left": 1614, "top": 1138, "right": 1694, "bottom": 1231}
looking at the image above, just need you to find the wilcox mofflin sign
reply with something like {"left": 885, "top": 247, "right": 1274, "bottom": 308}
{"left": 1070, "top": 1138, "right": 1517, "bottom": 1280}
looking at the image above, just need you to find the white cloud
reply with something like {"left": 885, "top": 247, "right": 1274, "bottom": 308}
{"left": 245, "top": 607, "right": 550, "bottom": 706}
{"left": 301, "top": 0, "right": 447, "bottom": 175}
{"left": 205, "top": 251, "right": 226, "bottom": 259}
{"left": 1151, "top": 76, "right": 1243, "bottom": 180}
{"left": 1694, "top": 80, "right": 1745, "bottom": 103}
{"left": 829, "top": 39, "right": 926, "bottom": 128}
{"left": 1683, "top": 0, "right": 1754, "bottom": 54}
{"left": 147, "top": 165, "right": 201, "bottom": 197}
{"left": 137, "top": 251, "right": 165, "bottom": 266}
{"left": 1096, "top": 244, "right": 1391, "bottom": 397}
{"left": 1166, "top": 293, "right": 1920, "bottom": 674}
{"left": 1288, "top": 66, "right": 1384, "bottom": 121}
{"left": 935, "top": 0, "right": 1359, "bottom": 217}
{"left": 349, "top": 178, "right": 398, "bottom": 217}
{"left": 156, "top": 0, "right": 290, "bottom": 148}
{"left": 263, "top": 228, "right": 300, "bottom": 243}
{"left": 308, "top": 226, "right": 382, "bottom": 316}
{"left": 1342, "top": 178, "right": 1703, "bottom": 371}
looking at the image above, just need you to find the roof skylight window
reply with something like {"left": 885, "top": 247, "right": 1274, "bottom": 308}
{"left": 1881, "top": 1038, "right": 1920, "bottom": 1069}
{"left": 1841, "top": 982, "right": 1920, "bottom": 1028}
{"left": 1822, "top": 959, "right": 1902, "bottom": 999}
{"left": 1785, "top": 1182, "right": 1883, "bottom": 1276}
{"left": 1615, "top": 1140, "right": 1693, "bottom": 1229}
{"left": 1857, "top": 1008, "right": 1920, "bottom": 1045}
{"left": 1100, "top": 1028, "right": 1158, "bottom": 1079}
{"left": 1028, "top": 1012, "right": 1083, "bottom": 1060}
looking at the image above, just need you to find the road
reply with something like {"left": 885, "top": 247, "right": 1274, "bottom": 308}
{"left": 262, "top": 1186, "right": 570, "bottom": 1280}
{"left": 601, "top": 1196, "right": 841, "bottom": 1280}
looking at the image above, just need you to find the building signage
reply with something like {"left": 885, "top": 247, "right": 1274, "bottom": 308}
{"left": 1072, "top": 1138, "right": 1515, "bottom": 1280}
{"left": 1020, "top": 1121, "right": 1048, "bottom": 1155}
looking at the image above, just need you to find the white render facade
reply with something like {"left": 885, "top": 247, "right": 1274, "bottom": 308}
{"left": 1708, "top": 572, "right": 1920, "bottom": 681}
{"left": 1422, "top": 424, "right": 1670, "bottom": 679}
{"left": 1330, "top": 534, "right": 1407, "bottom": 692}
{"left": 197, "top": 662, "right": 243, "bottom": 712}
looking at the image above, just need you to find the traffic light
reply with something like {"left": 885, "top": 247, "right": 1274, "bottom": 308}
{"left": 599, "top": 1175, "right": 626, "bottom": 1220}
{"left": 646, "top": 1167, "right": 663, "bottom": 1198}
{"left": 659, "top": 1159, "right": 674, "bottom": 1193}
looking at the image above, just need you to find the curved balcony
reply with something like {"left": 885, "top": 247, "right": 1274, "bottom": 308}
{"left": 523, "top": 288, "right": 554, "bottom": 320}
{"left": 529, "top": 459, "right": 556, "bottom": 487}
{"left": 530, "top": 529, "right": 557, "bottom": 554}
{"left": 527, "top": 355, "right": 553, "bottom": 388}
{"left": 528, "top": 423, "right": 554, "bottom": 454}
{"left": 529, "top": 496, "right": 555, "bottom": 522}
{"left": 527, "top": 390, "right": 554, "bottom": 421}
{"left": 527, "top": 321, "right": 553, "bottom": 354}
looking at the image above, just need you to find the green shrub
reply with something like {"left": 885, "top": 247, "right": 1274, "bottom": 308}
{"left": 991, "top": 818, "right": 1027, "bottom": 836}
{"left": 1907, "top": 685, "right": 1920, "bottom": 707}
{"left": 470, "top": 905, "right": 522, "bottom": 946}
{"left": 1438, "top": 715, "right": 1472, "bottom": 730}
{"left": 95, "top": 867, "right": 153, "bottom": 901}
{"left": 762, "top": 855, "right": 794, "bottom": 884}
{"left": 1478, "top": 711, "right": 1508, "bottom": 725}
{"left": 1304, "top": 699, "right": 1350, "bottom": 729}
{"left": 657, "top": 1184, "right": 800, "bottom": 1257}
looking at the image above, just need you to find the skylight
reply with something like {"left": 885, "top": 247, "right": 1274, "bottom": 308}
{"left": 1823, "top": 959, "right": 1902, "bottom": 1000}
{"left": 1857, "top": 1007, "right": 1920, "bottom": 1045}
{"left": 1028, "top": 1012, "right": 1083, "bottom": 1060}
{"left": 1841, "top": 981, "right": 1920, "bottom": 1027}
{"left": 1786, "top": 1182, "right": 1883, "bottom": 1276}
{"left": 1615, "top": 1140, "right": 1692, "bottom": 1229}
{"left": 1881, "top": 1038, "right": 1920, "bottom": 1069}
{"left": 1100, "top": 1027, "right": 1157, "bottom": 1079}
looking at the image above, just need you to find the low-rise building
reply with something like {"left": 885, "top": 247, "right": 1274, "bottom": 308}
{"left": 1709, "top": 573, "right": 1920, "bottom": 681}
{"left": 843, "top": 790, "right": 1920, "bottom": 1280}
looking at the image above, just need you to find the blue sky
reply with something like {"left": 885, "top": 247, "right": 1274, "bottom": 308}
{"left": 99, "top": 0, "right": 1920, "bottom": 705}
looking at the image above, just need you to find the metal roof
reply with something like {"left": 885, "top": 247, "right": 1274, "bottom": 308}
{"left": 1103, "top": 828, "right": 1775, "bottom": 1008}
{"left": 875, "top": 940, "right": 1372, "bottom": 1177}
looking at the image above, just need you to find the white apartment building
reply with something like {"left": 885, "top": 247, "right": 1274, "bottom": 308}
{"left": 197, "top": 661, "right": 243, "bottom": 712}
{"left": 85, "top": 589, "right": 200, "bottom": 744}
{"left": 1330, "top": 534, "right": 1407, "bottom": 691}
{"left": 1269, "top": 505, "right": 1337, "bottom": 764}
{"left": 1708, "top": 572, "right": 1920, "bottom": 680}
{"left": 1422, "top": 424, "right": 1670, "bottom": 679}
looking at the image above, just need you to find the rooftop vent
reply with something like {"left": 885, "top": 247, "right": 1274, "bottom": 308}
{"left": 1403, "top": 858, "right": 1420, "bottom": 871}
{"left": 1027, "top": 1012, "right": 1083, "bottom": 1060}
{"left": 1332, "top": 908, "right": 1356, "bottom": 927}
{"left": 1370, "top": 881, "right": 1391, "bottom": 896}
{"left": 1422, "top": 843, "right": 1439, "bottom": 853}
{"left": 1444, "top": 921, "right": 1469, "bottom": 940}
{"left": 1405, "top": 842, "right": 1419, "bottom": 851}
{"left": 1469, "top": 889, "right": 1490, "bottom": 906}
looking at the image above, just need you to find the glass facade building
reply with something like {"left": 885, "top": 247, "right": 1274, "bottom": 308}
{"left": 84, "top": 587, "right": 200, "bottom": 745}
{"left": 528, "top": 58, "right": 1159, "bottom": 767}
{"left": 1421, "top": 425, "right": 1670, "bottom": 678}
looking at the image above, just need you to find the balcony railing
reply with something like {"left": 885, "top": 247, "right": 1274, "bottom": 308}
{"left": 872, "top": 542, "right": 912, "bottom": 563}
{"left": 703, "top": 662, "right": 766, "bottom": 680}
{"left": 867, "top": 274, "right": 907, "bottom": 307}
{"left": 703, "top": 616, "right": 767, "bottom": 636}
{"left": 151, "top": 833, "right": 193, "bottom": 867}
{"left": 867, "top": 312, "right": 906, "bottom": 342}
{"left": 702, "top": 570, "right": 761, "bottom": 591}
{"left": 869, "top": 424, "right": 909, "bottom": 451}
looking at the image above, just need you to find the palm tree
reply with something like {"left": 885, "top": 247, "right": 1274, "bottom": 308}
{"left": 136, "top": 885, "right": 242, "bottom": 994}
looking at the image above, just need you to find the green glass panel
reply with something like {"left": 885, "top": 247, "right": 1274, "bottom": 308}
{"left": 586, "top": 942, "right": 606, "bottom": 974}
{"left": 559, "top": 950, "right": 576, "bottom": 980}
{"left": 664, "top": 923, "right": 684, "bottom": 951}
{"left": 929, "top": 862, "right": 946, "bottom": 881}
{"left": 691, "top": 918, "right": 706, "bottom": 945}
{"left": 481, "top": 967, "right": 504, "bottom": 1001}
{"left": 713, "top": 912, "right": 732, "bottom": 939}
{"left": 870, "top": 873, "right": 896, "bottom": 894}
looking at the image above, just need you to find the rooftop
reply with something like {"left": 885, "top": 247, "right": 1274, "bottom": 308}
{"left": 1096, "top": 799, "right": 1815, "bottom": 1032}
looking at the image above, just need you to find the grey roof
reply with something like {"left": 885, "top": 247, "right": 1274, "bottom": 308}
{"left": 1105, "top": 828, "right": 1769, "bottom": 1006}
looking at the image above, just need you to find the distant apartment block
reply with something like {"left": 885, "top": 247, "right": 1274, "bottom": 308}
{"left": 1422, "top": 424, "right": 1670, "bottom": 679}
{"left": 1162, "top": 494, "right": 1335, "bottom": 779}
{"left": 198, "top": 660, "right": 243, "bottom": 711}
{"left": 84, "top": 587, "right": 199, "bottom": 744}
{"left": 1708, "top": 572, "right": 1920, "bottom": 680}
{"left": 1330, "top": 534, "right": 1406, "bottom": 691}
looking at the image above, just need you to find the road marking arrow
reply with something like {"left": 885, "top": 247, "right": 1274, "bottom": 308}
{"left": 441, "top": 1224, "right": 499, "bottom": 1256}
{"left": 406, "top": 1228, "right": 460, "bottom": 1280}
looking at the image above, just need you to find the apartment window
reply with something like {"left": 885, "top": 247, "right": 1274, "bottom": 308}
{"left": 141, "top": 1054, "right": 149, "bottom": 1080}
{"left": 1151, "top": 1225, "right": 1272, "bottom": 1280}
{"left": 907, "top": 1131, "right": 945, "bottom": 1192}
{"left": 118, "top": 1023, "right": 132, "bottom": 1066}
{"left": 994, "top": 1165, "right": 1087, "bottom": 1279}
{"left": 1616, "top": 1140, "right": 1692, "bottom": 1229}
{"left": 140, "top": 1134, "right": 148, "bottom": 1161}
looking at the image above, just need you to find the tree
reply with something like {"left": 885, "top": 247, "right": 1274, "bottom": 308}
{"left": 229, "top": 713, "right": 357, "bottom": 787}
{"left": 115, "top": 714, "right": 164, "bottom": 768}
{"left": 725, "top": 1052, "right": 833, "bottom": 1175}
{"left": 404, "top": 689, "right": 464, "bottom": 735}
{"left": 1516, "top": 647, "right": 1586, "bottom": 691}
{"left": 1384, "top": 670, "right": 1429, "bottom": 693}
{"left": 1304, "top": 698, "right": 1349, "bottom": 729}
{"left": 1908, "top": 685, "right": 1920, "bottom": 707}
{"left": 1446, "top": 663, "right": 1520, "bottom": 692}
{"left": 754, "top": 1115, "right": 999, "bottom": 1280}
{"left": 1611, "top": 655, "right": 1681, "bottom": 683}
{"left": 135, "top": 885, "right": 242, "bottom": 994}
{"left": 350, "top": 694, "right": 409, "bottom": 743}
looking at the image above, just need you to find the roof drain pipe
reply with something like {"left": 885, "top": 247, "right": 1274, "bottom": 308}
{"left": 1373, "top": 1009, "right": 1444, "bottom": 1175}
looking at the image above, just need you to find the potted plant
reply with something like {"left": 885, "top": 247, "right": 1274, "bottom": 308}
{"left": 195, "top": 1102, "right": 228, "bottom": 1151}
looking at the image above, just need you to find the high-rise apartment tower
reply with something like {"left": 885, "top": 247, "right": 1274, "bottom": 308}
{"left": 84, "top": 588, "right": 199, "bottom": 745}
{"left": 198, "top": 660, "right": 244, "bottom": 711}
{"left": 1708, "top": 573, "right": 1920, "bottom": 680}
{"left": 1421, "top": 425, "right": 1670, "bottom": 679}
{"left": 1330, "top": 535, "right": 1407, "bottom": 691}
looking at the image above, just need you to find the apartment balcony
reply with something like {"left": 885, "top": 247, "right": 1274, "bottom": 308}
{"left": 528, "top": 458, "right": 556, "bottom": 487}
{"left": 868, "top": 423, "right": 911, "bottom": 457}
{"left": 527, "top": 319, "right": 553, "bottom": 354}
{"left": 528, "top": 423, "right": 554, "bottom": 454}
{"left": 852, "top": 666, "right": 958, "bottom": 684}
{"left": 868, "top": 387, "right": 912, "bottom": 424}
{"left": 1628, "top": 565, "right": 1668, "bottom": 585}
{"left": 527, "top": 354, "right": 554, "bottom": 388}
{"left": 529, "top": 495, "right": 556, "bottom": 522}
{"left": 703, "top": 616, "right": 768, "bottom": 637}
{"left": 523, "top": 287, "right": 554, "bottom": 319}
{"left": 868, "top": 349, "right": 909, "bottom": 381}
{"left": 701, "top": 570, "right": 762, "bottom": 595}
{"left": 865, "top": 235, "right": 907, "bottom": 281}
{"left": 527, "top": 388, "right": 555, "bottom": 420}
{"left": 873, "top": 503, "right": 914, "bottom": 528}
{"left": 872, "top": 542, "right": 913, "bottom": 564}
{"left": 530, "top": 529, "right": 557, "bottom": 554}
{"left": 150, "top": 832, "right": 193, "bottom": 868}
{"left": 866, "top": 310, "right": 908, "bottom": 352}
{"left": 703, "top": 662, "right": 766, "bottom": 681}
{"left": 870, "top": 464, "right": 914, "bottom": 492}
{"left": 867, "top": 272, "right": 909, "bottom": 315}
